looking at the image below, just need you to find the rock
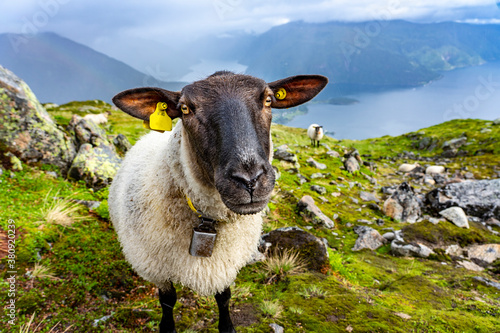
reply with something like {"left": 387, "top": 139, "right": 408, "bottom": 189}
{"left": 297, "top": 174, "right": 309, "bottom": 184}
{"left": 261, "top": 226, "right": 330, "bottom": 273}
{"left": 352, "top": 226, "right": 387, "bottom": 251}
{"left": 310, "top": 172, "right": 324, "bottom": 179}
{"left": 269, "top": 323, "right": 284, "bottom": 333}
{"left": 445, "top": 244, "right": 464, "bottom": 257}
{"left": 391, "top": 240, "right": 434, "bottom": 258}
{"left": 113, "top": 134, "right": 132, "bottom": 154}
{"left": 357, "top": 219, "right": 373, "bottom": 225}
{"left": 46, "top": 171, "right": 58, "bottom": 178}
{"left": 398, "top": 163, "right": 419, "bottom": 173}
{"left": 383, "top": 182, "right": 421, "bottom": 223}
{"left": 457, "top": 260, "right": 484, "bottom": 272}
{"left": 326, "top": 150, "right": 340, "bottom": 158}
{"left": 473, "top": 276, "right": 500, "bottom": 290}
{"left": 485, "top": 218, "right": 500, "bottom": 228}
{"left": 439, "top": 207, "right": 469, "bottom": 228}
{"left": 67, "top": 143, "right": 122, "bottom": 190}
{"left": 382, "top": 232, "right": 396, "bottom": 241}
{"left": 93, "top": 314, "right": 114, "bottom": 327}
{"left": 344, "top": 156, "right": 360, "bottom": 173}
{"left": 442, "top": 137, "right": 467, "bottom": 150}
{"left": 493, "top": 118, "right": 500, "bottom": 125}
{"left": 360, "top": 191, "right": 380, "bottom": 203}
{"left": 297, "top": 195, "right": 335, "bottom": 228}
{"left": 67, "top": 114, "right": 109, "bottom": 147}
{"left": 0, "top": 65, "right": 76, "bottom": 172}
{"left": 426, "top": 179, "right": 500, "bottom": 220}
{"left": 381, "top": 186, "right": 397, "bottom": 195}
{"left": 426, "top": 166, "right": 445, "bottom": 174}
{"left": 423, "top": 175, "right": 436, "bottom": 186}
{"left": 310, "top": 185, "right": 327, "bottom": 195}
{"left": 394, "top": 312, "right": 412, "bottom": 320}
{"left": 274, "top": 145, "right": 298, "bottom": 163}
{"left": 307, "top": 157, "right": 327, "bottom": 170}
{"left": 465, "top": 244, "right": 500, "bottom": 264}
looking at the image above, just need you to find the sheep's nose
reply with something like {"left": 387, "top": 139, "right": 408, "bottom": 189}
{"left": 231, "top": 169, "right": 264, "bottom": 193}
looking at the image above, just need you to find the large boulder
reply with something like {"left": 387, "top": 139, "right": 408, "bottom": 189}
{"left": 426, "top": 179, "right": 500, "bottom": 220}
{"left": 0, "top": 65, "right": 76, "bottom": 172}
{"left": 261, "top": 227, "right": 330, "bottom": 273}
{"left": 352, "top": 226, "right": 387, "bottom": 251}
{"left": 383, "top": 182, "right": 421, "bottom": 223}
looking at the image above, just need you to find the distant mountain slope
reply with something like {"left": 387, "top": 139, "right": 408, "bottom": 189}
{"left": 0, "top": 33, "right": 183, "bottom": 103}
{"left": 198, "top": 21, "right": 500, "bottom": 96}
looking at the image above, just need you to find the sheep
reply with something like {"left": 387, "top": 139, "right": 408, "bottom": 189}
{"left": 426, "top": 165, "right": 446, "bottom": 175}
{"left": 83, "top": 112, "right": 108, "bottom": 125}
{"left": 307, "top": 124, "right": 324, "bottom": 147}
{"left": 109, "top": 71, "right": 328, "bottom": 333}
{"left": 398, "top": 163, "right": 420, "bottom": 173}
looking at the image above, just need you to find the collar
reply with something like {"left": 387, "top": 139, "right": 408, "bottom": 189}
{"left": 186, "top": 195, "right": 219, "bottom": 223}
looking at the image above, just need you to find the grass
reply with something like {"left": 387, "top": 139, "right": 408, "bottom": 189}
{"left": 1, "top": 100, "right": 500, "bottom": 332}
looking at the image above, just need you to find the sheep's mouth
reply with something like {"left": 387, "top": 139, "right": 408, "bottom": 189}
{"left": 223, "top": 199, "right": 269, "bottom": 215}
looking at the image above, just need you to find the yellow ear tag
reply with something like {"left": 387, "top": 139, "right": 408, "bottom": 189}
{"left": 275, "top": 88, "right": 287, "bottom": 100}
{"left": 149, "top": 102, "right": 172, "bottom": 132}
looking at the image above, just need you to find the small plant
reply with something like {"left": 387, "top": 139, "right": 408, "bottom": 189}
{"left": 39, "top": 192, "right": 83, "bottom": 227}
{"left": 298, "top": 285, "right": 328, "bottom": 299}
{"left": 261, "top": 248, "right": 306, "bottom": 283}
{"left": 289, "top": 306, "right": 304, "bottom": 315}
{"left": 19, "top": 312, "right": 72, "bottom": 332}
{"left": 259, "top": 300, "right": 283, "bottom": 318}
{"left": 29, "top": 263, "right": 59, "bottom": 280}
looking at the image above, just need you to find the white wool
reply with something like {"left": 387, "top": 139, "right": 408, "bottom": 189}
{"left": 307, "top": 124, "right": 324, "bottom": 141}
{"left": 83, "top": 113, "right": 108, "bottom": 125}
{"left": 426, "top": 165, "right": 445, "bottom": 174}
{"left": 398, "top": 163, "right": 419, "bottom": 173}
{"left": 108, "top": 122, "right": 264, "bottom": 296}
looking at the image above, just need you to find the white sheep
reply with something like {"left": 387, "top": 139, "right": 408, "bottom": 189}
{"left": 307, "top": 124, "right": 324, "bottom": 147}
{"left": 83, "top": 112, "right": 108, "bottom": 125}
{"left": 398, "top": 163, "right": 420, "bottom": 173}
{"left": 426, "top": 165, "right": 446, "bottom": 174}
{"left": 109, "top": 71, "right": 328, "bottom": 333}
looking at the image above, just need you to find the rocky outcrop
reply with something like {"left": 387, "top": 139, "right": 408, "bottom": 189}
{"left": 426, "top": 179, "right": 500, "bottom": 219}
{"left": 66, "top": 115, "right": 121, "bottom": 190}
{"left": 383, "top": 182, "right": 421, "bottom": 223}
{"left": 261, "top": 227, "right": 329, "bottom": 273}
{"left": 0, "top": 65, "right": 76, "bottom": 173}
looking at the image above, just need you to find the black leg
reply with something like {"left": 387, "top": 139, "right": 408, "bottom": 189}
{"left": 215, "top": 287, "right": 236, "bottom": 333}
{"left": 159, "top": 282, "right": 177, "bottom": 333}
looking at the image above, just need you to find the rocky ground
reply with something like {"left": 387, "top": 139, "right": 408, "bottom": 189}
{"left": 1, "top": 65, "right": 500, "bottom": 332}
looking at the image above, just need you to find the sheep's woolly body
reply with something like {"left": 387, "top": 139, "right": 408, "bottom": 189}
{"left": 307, "top": 123, "right": 324, "bottom": 141}
{"left": 109, "top": 122, "right": 263, "bottom": 296}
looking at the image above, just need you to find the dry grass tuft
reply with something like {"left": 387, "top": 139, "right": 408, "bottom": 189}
{"left": 261, "top": 248, "right": 306, "bottom": 283}
{"left": 39, "top": 192, "right": 84, "bottom": 227}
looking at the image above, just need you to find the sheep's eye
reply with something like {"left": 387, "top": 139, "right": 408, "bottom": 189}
{"left": 264, "top": 96, "right": 272, "bottom": 107}
{"left": 181, "top": 104, "right": 190, "bottom": 114}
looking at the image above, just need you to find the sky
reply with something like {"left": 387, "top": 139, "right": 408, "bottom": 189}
{"left": 1, "top": 0, "right": 500, "bottom": 77}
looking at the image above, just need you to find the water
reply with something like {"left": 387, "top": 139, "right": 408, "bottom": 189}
{"left": 286, "top": 62, "right": 500, "bottom": 140}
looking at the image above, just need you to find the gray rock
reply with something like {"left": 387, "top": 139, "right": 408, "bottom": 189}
{"left": 457, "top": 260, "right": 484, "bottom": 272}
{"left": 274, "top": 145, "right": 298, "bottom": 163}
{"left": 360, "top": 191, "right": 380, "bottom": 203}
{"left": 493, "top": 118, "right": 500, "bottom": 125}
{"left": 113, "top": 133, "right": 132, "bottom": 154}
{"left": 46, "top": 171, "right": 58, "bottom": 178}
{"left": 473, "top": 276, "right": 500, "bottom": 290}
{"left": 465, "top": 244, "right": 500, "bottom": 264}
{"left": 442, "top": 137, "right": 467, "bottom": 150}
{"left": 310, "top": 172, "right": 324, "bottom": 179}
{"left": 311, "top": 185, "right": 327, "bottom": 195}
{"left": 67, "top": 143, "right": 122, "bottom": 191}
{"left": 297, "top": 173, "right": 309, "bottom": 184}
{"left": 297, "top": 195, "right": 335, "bottom": 228}
{"left": 261, "top": 226, "right": 329, "bottom": 273}
{"left": 352, "top": 226, "right": 387, "bottom": 251}
{"left": 307, "top": 157, "right": 327, "bottom": 170}
{"left": 67, "top": 114, "right": 108, "bottom": 147}
{"left": 382, "top": 232, "right": 395, "bottom": 241}
{"left": 357, "top": 219, "right": 373, "bottom": 225}
{"left": 486, "top": 217, "right": 500, "bottom": 228}
{"left": 439, "top": 207, "right": 469, "bottom": 228}
{"left": 269, "top": 323, "right": 284, "bottom": 333}
{"left": 391, "top": 240, "right": 434, "bottom": 257}
{"left": 426, "top": 179, "right": 500, "bottom": 219}
{"left": 344, "top": 156, "right": 360, "bottom": 173}
{"left": 383, "top": 182, "right": 421, "bottom": 223}
{"left": 326, "top": 150, "right": 340, "bottom": 158}
{"left": 0, "top": 65, "right": 76, "bottom": 173}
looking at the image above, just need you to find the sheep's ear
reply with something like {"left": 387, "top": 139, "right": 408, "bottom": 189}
{"left": 268, "top": 75, "right": 328, "bottom": 109}
{"left": 112, "top": 87, "right": 181, "bottom": 120}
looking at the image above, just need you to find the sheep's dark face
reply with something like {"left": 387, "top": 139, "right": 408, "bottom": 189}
{"left": 112, "top": 71, "right": 328, "bottom": 215}
{"left": 180, "top": 72, "right": 275, "bottom": 214}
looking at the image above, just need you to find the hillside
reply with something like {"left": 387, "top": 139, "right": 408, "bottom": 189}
{"left": 0, "top": 33, "right": 183, "bottom": 103}
{"left": 1, "top": 96, "right": 500, "bottom": 331}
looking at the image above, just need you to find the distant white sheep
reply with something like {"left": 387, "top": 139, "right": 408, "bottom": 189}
{"left": 426, "top": 165, "right": 446, "bottom": 174}
{"left": 399, "top": 163, "right": 420, "bottom": 173}
{"left": 83, "top": 113, "right": 108, "bottom": 125}
{"left": 109, "top": 71, "right": 328, "bottom": 333}
{"left": 307, "top": 124, "right": 324, "bottom": 147}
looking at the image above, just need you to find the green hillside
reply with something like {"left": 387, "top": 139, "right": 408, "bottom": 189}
{"left": 1, "top": 101, "right": 499, "bottom": 332}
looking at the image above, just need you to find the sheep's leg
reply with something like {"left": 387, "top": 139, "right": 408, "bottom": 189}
{"left": 215, "top": 287, "right": 236, "bottom": 333}
{"left": 159, "top": 282, "right": 177, "bottom": 333}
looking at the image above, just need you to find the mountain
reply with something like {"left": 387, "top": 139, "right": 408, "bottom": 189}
{"left": 189, "top": 20, "right": 500, "bottom": 96}
{"left": 0, "top": 32, "right": 183, "bottom": 103}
